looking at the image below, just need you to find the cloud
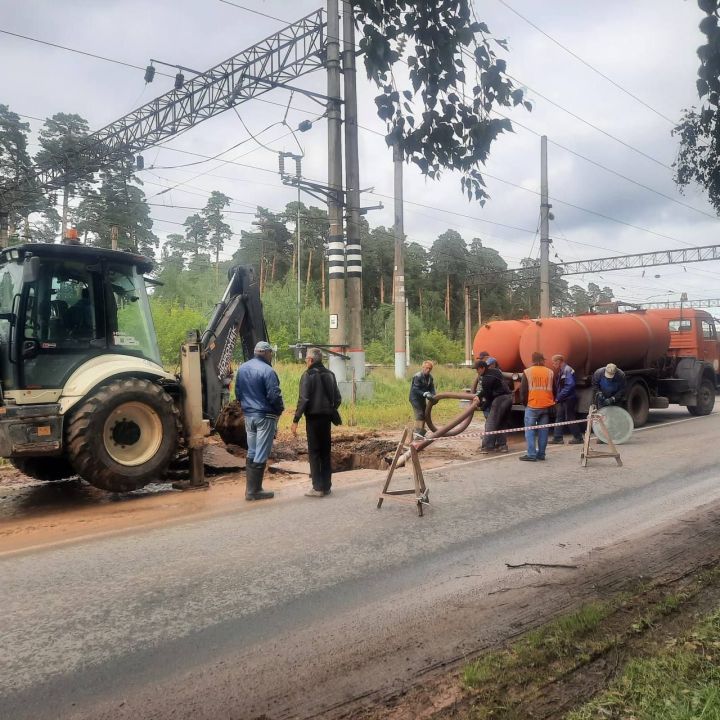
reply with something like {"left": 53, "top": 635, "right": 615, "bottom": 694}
{"left": 1, "top": 0, "right": 719, "bottom": 307}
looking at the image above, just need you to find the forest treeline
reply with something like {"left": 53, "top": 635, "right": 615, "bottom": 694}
{"left": 1, "top": 105, "right": 613, "bottom": 365}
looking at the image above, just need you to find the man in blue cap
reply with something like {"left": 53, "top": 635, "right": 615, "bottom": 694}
{"left": 235, "top": 341, "right": 285, "bottom": 500}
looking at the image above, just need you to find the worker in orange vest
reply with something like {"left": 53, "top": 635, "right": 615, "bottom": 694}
{"left": 519, "top": 351, "right": 555, "bottom": 461}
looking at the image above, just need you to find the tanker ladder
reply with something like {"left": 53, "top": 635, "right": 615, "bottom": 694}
{"left": 377, "top": 395, "right": 621, "bottom": 518}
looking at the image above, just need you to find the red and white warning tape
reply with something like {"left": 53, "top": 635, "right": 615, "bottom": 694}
{"left": 422, "top": 417, "right": 593, "bottom": 444}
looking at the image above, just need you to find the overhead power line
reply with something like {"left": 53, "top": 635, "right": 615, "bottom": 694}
{"left": 496, "top": 0, "right": 676, "bottom": 125}
{"left": 0, "top": 28, "right": 174, "bottom": 76}
{"left": 217, "top": 0, "right": 290, "bottom": 23}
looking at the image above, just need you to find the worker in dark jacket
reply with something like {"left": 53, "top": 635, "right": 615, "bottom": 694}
{"left": 475, "top": 360, "right": 512, "bottom": 453}
{"left": 550, "top": 354, "right": 584, "bottom": 444}
{"left": 291, "top": 348, "right": 342, "bottom": 497}
{"left": 235, "top": 341, "right": 285, "bottom": 501}
{"left": 591, "top": 363, "right": 627, "bottom": 408}
{"left": 408, "top": 360, "right": 436, "bottom": 437}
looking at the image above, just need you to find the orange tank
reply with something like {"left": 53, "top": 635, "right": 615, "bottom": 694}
{"left": 472, "top": 319, "right": 533, "bottom": 373}
{"left": 518, "top": 312, "right": 671, "bottom": 376}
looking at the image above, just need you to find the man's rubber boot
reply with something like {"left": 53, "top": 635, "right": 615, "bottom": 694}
{"left": 245, "top": 462, "right": 274, "bottom": 500}
{"left": 246, "top": 461, "right": 274, "bottom": 501}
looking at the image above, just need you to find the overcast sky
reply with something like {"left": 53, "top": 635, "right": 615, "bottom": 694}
{"left": 1, "top": 0, "right": 718, "bottom": 309}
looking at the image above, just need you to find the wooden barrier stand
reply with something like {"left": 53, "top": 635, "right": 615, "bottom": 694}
{"left": 378, "top": 409, "right": 622, "bottom": 516}
{"left": 581, "top": 406, "right": 623, "bottom": 467}
{"left": 376, "top": 428, "right": 429, "bottom": 517}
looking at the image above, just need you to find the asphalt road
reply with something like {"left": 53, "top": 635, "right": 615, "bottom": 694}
{"left": 2, "top": 410, "right": 720, "bottom": 720}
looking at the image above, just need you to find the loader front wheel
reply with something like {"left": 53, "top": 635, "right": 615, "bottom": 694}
{"left": 66, "top": 379, "right": 180, "bottom": 492}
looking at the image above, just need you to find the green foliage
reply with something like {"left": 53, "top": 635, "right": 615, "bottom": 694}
{"left": 75, "top": 159, "right": 158, "bottom": 257}
{"left": 35, "top": 112, "right": 93, "bottom": 237}
{"left": 354, "top": 0, "right": 529, "bottom": 202}
{"left": 366, "top": 339, "right": 393, "bottom": 364}
{"left": 674, "top": 1, "right": 720, "bottom": 210}
{"left": 150, "top": 298, "right": 208, "bottom": 368}
{"left": 0, "top": 104, "right": 46, "bottom": 234}
{"left": 275, "top": 362, "right": 472, "bottom": 431}
{"left": 260, "top": 278, "right": 328, "bottom": 361}
{"left": 413, "top": 328, "right": 464, "bottom": 364}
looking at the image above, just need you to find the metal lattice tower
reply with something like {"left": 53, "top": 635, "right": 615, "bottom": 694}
{"left": 2, "top": 10, "right": 325, "bottom": 199}
{"left": 467, "top": 243, "right": 720, "bottom": 284}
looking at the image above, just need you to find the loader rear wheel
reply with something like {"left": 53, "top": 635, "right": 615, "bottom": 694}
{"left": 10, "top": 457, "right": 75, "bottom": 482}
{"left": 65, "top": 378, "right": 180, "bottom": 492}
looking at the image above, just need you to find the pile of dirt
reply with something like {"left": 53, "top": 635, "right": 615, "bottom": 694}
{"left": 215, "top": 401, "right": 247, "bottom": 448}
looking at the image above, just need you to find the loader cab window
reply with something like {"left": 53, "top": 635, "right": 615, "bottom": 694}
{"left": 701, "top": 320, "right": 716, "bottom": 340}
{"left": 668, "top": 319, "right": 692, "bottom": 332}
{"left": 107, "top": 265, "right": 160, "bottom": 365}
{"left": 20, "top": 260, "right": 105, "bottom": 388}
{"left": 18, "top": 259, "right": 159, "bottom": 389}
{"left": 0, "top": 260, "right": 23, "bottom": 390}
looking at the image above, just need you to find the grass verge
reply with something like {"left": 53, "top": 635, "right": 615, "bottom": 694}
{"left": 271, "top": 363, "right": 477, "bottom": 431}
{"left": 453, "top": 568, "right": 720, "bottom": 720}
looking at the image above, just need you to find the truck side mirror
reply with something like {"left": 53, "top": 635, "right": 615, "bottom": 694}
{"left": 22, "top": 256, "right": 41, "bottom": 284}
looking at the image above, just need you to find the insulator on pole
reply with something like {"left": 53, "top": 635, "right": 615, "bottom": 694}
{"left": 295, "top": 157, "right": 302, "bottom": 178}
{"left": 144, "top": 65, "right": 155, "bottom": 83}
{"left": 278, "top": 154, "right": 286, "bottom": 177}
{"left": 136, "top": 155, "right": 144, "bottom": 171}
{"left": 174, "top": 72, "right": 184, "bottom": 90}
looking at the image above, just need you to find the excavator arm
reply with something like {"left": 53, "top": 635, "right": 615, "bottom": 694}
{"left": 199, "top": 265, "right": 268, "bottom": 424}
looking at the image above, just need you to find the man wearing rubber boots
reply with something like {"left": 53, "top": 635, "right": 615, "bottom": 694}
{"left": 235, "top": 341, "right": 285, "bottom": 500}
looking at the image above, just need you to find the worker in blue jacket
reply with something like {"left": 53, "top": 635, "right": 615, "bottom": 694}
{"left": 591, "top": 363, "right": 627, "bottom": 408}
{"left": 235, "top": 341, "right": 285, "bottom": 501}
{"left": 550, "top": 354, "right": 584, "bottom": 444}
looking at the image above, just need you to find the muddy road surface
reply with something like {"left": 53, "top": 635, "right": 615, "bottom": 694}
{"left": 1, "top": 410, "right": 719, "bottom": 719}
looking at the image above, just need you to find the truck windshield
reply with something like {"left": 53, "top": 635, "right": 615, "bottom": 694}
{"left": 668, "top": 319, "right": 692, "bottom": 332}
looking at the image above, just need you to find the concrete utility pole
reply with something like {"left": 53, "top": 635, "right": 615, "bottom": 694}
{"left": 393, "top": 142, "right": 406, "bottom": 378}
{"left": 294, "top": 157, "right": 302, "bottom": 343}
{"left": 326, "top": 0, "right": 346, "bottom": 380}
{"left": 464, "top": 284, "right": 472, "bottom": 366}
{"left": 0, "top": 212, "right": 8, "bottom": 250}
{"left": 539, "top": 135, "right": 552, "bottom": 317}
{"left": 405, "top": 297, "right": 410, "bottom": 367}
{"left": 342, "top": 0, "right": 364, "bottom": 381}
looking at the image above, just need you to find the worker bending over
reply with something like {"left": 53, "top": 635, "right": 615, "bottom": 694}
{"left": 592, "top": 363, "right": 626, "bottom": 408}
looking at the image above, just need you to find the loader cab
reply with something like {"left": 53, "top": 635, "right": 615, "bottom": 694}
{"left": 0, "top": 244, "right": 160, "bottom": 392}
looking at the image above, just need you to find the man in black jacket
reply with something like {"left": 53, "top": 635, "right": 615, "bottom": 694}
{"left": 475, "top": 360, "right": 512, "bottom": 453}
{"left": 291, "top": 348, "right": 342, "bottom": 497}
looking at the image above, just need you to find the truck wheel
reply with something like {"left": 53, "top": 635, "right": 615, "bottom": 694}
{"left": 10, "top": 457, "right": 75, "bottom": 482}
{"left": 624, "top": 380, "right": 650, "bottom": 427}
{"left": 65, "top": 378, "right": 180, "bottom": 492}
{"left": 688, "top": 378, "right": 715, "bottom": 416}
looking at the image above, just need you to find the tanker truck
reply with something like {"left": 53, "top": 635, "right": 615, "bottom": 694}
{"left": 473, "top": 308, "right": 718, "bottom": 427}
